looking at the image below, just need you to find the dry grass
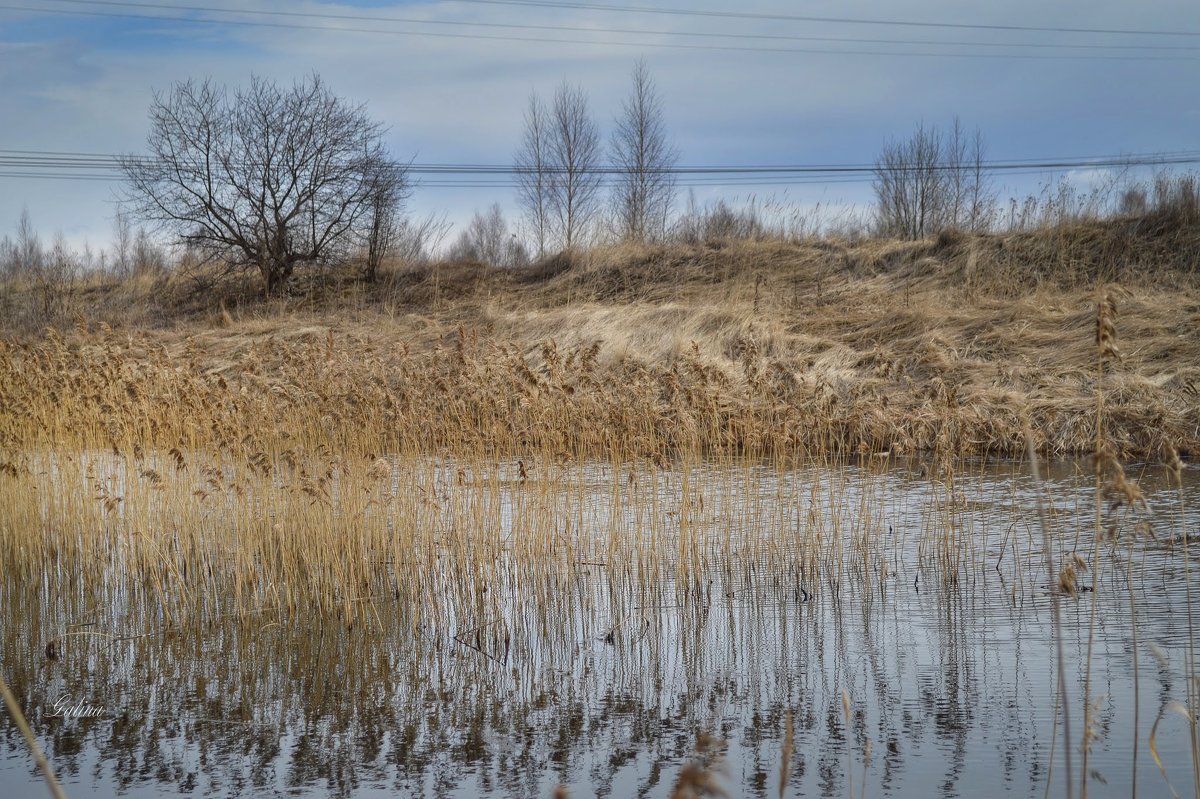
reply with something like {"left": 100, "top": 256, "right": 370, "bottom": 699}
{"left": 1, "top": 230, "right": 1197, "bottom": 460}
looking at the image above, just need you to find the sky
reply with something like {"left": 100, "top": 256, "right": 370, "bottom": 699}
{"left": 1, "top": 0, "right": 1199, "bottom": 251}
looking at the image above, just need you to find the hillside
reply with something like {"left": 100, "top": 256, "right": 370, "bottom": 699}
{"left": 1, "top": 220, "right": 1198, "bottom": 458}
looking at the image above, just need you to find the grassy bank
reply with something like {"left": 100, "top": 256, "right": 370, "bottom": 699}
{"left": 1, "top": 221, "right": 1198, "bottom": 459}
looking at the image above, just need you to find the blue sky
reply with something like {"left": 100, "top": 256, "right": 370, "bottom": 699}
{"left": 1, "top": 0, "right": 1198, "bottom": 249}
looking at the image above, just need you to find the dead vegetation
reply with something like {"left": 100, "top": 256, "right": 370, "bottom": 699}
{"left": 1, "top": 224, "right": 1197, "bottom": 459}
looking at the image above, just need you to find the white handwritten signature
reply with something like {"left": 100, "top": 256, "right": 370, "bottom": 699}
{"left": 47, "top": 696, "right": 109, "bottom": 719}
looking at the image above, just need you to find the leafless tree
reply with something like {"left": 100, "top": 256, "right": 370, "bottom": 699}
{"left": 37, "top": 233, "right": 77, "bottom": 320}
{"left": 943, "top": 117, "right": 995, "bottom": 232}
{"left": 547, "top": 82, "right": 603, "bottom": 251}
{"left": 873, "top": 122, "right": 945, "bottom": 239}
{"left": 0, "top": 210, "right": 36, "bottom": 279}
{"left": 15, "top": 208, "right": 42, "bottom": 275}
{"left": 448, "top": 203, "right": 527, "bottom": 267}
{"left": 361, "top": 156, "right": 410, "bottom": 282}
{"left": 112, "top": 208, "right": 133, "bottom": 277}
{"left": 611, "top": 59, "right": 678, "bottom": 242}
{"left": 873, "top": 119, "right": 994, "bottom": 239}
{"left": 132, "top": 228, "right": 167, "bottom": 275}
{"left": 119, "top": 73, "right": 402, "bottom": 296}
{"left": 945, "top": 118, "right": 969, "bottom": 229}
{"left": 0, "top": 236, "right": 15, "bottom": 279}
{"left": 514, "top": 93, "right": 552, "bottom": 259}
{"left": 515, "top": 83, "right": 603, "bottom": 253}
{"left": 6, "top": 211, "right": 76, "bottom": 320}
{"left": 392, "top": 212, "right": 452, "bottom": 264}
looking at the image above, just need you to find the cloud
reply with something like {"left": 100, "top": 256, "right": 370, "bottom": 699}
{"left": 2, "top": 0, "right": 1198, "bottom": 247}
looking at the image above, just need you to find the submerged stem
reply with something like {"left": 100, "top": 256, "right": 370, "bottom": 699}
{"left": 1027, "top": 422, "right": 1074, "bottom": 799}
{"left": 0, "top": 672, "right": 67, "bottom": 799}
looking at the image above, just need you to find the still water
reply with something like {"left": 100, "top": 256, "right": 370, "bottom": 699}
{"left": 2, "top": 456, "right": 1198, "bottom": 797}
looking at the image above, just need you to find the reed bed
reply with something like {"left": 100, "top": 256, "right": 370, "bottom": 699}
{"left": 0, "top": 446, "right": 943, "bottom": 622}
{"left": 2, "top": 233, "right": 1199, "bottom": 796}
{"left": 0, "top": 305, "right": 1195, "bottom": 467}
{"left": 4, "top": 232, "right": 1198, "bottom": 461}
{"left": 2, "top": 450, "right": 1195, "bottom": 796}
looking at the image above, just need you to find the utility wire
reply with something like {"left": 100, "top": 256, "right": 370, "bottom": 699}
{"left": 3, "top": 2, "right": 1199, "bottom": 60}
{"left": 30, "top": 0, "right": 1200, "bottom": 53}
{"left": 446, "top": 0, "right": 1200, "bottom": 38}
{"left": 3, "top": 148, "right": 1200, "bottom": 174}
{"left": 2, "top": 148, "right": 1199, "bottom": 188}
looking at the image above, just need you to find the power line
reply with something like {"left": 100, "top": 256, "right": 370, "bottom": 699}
{"left": 2, "top": 148, "right": 1198, "bottom": 190}
{"left": 3, "top": 2, "right": 1198, "bottom": 61}
{"left": 446, "top": 0, "right": 1200, "bottom": 38}
{"left": 32, "top": 0, "right": 1200, "bottom": 53}
{"left": 3, "top": 148, "right": 1200, "bottom": 173}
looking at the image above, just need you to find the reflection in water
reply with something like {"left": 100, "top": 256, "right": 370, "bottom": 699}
{"left": 2, "top": 457, "right": 1198, "bottom": 797}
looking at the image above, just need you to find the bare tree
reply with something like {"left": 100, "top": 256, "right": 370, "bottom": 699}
{"left": 514, "top": 93, "right": 552, "bottom": 259}
{"left": 964, "top": 126, "right": 996, "bottom": 232}
{"left": 361, "top": 157, "right": 410, "bottom": 282}
{"left": 119, "top": 74, "right": 402, "bottom": 296}
{"left": 873, "top": 120, "right": 994, "bottom": 239}
{"left": 132, "top": 228, "right": 166, "bottom": 275}
{"left": 0, "top": 236, "right": 15, "bottom": 279}
{"left": 112, "top": 208, "right": 133, "bottom": 278}
{"left": 945, "top": 118, "right": 969, "bottom": 229}
{"left": 392, "top": 212, "right": 452, "bottom": 264}
{"left": 548, "top": 82, "right": 603, "bottom": 251}
{"left": 873, "top": 122, "right": 945, "bottom": 239}
{"left": 448, "top": 203, "right": 527, "bottom": 267}
{"left": 611, "top": 59, "right": 678, "bottom": 242}
{"left": 15, "top": 208, "right": 42, "bottom": 275}
{"left": 8, "top": 212, "right": 76, "bottom": 320}
{"left": 943, "top": 117, "right": 995, "bottom": 232}
{"left": 515, "top": 83, "right": 602, "bottom": 253}
{"left": 37, "top": 233, "right": 77, "bottom": 320}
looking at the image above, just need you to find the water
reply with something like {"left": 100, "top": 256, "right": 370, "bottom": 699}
{"left": 2, "top": 456, "right": 1198, "bottom": 797}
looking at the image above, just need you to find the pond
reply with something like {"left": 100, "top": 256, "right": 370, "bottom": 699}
{"left": 1, "top": 455, "right": 1198, "bottom": 798}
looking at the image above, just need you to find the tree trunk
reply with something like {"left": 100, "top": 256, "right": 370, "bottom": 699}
{"left": 260, "top": 260, "right": 292, "bottom": 297}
